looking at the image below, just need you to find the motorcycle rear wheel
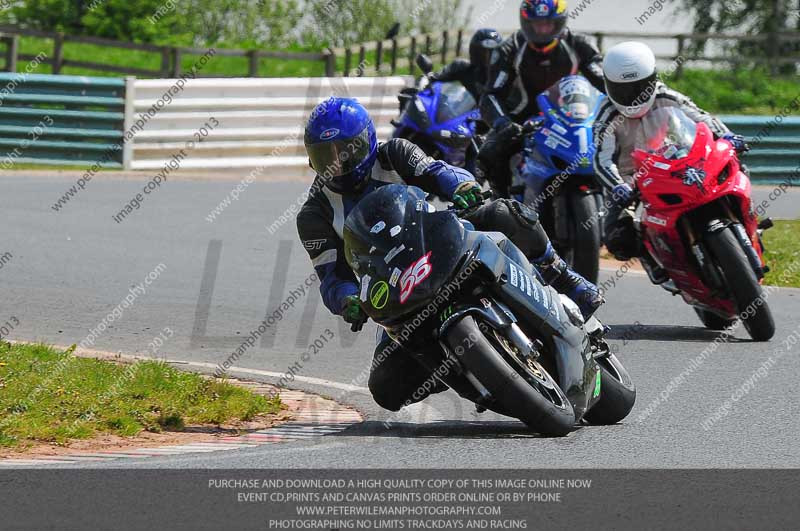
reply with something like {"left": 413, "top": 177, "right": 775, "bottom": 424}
{"left": 445, "top": 316, "right": 575, "bottom": 436}
{"left": 705, "top": 226, "right": 775, "bottom": 342}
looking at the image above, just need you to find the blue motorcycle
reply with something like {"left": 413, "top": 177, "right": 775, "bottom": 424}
{"left": 392, "top": 55, "right": 481, "bottom": 171}
{"left": 515, "top": 75, "right": 606, "bottom": 283}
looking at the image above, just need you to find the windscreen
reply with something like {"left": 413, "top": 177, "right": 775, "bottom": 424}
{"left": 544, "top": 76, "right": 602, "bottom": 122}
{"left": 435, "top": 82, "right": 477, "bottom": 123}
{"left": 634, "top": 107, "right": 698, "bottom": 160}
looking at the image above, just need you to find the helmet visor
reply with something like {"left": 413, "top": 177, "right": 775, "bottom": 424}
{"left": 605, "top": 73, "right": 658, "bottom": 108}
{"left": 520, "top": 15, "right": 566, "bottom": 45}
{"left": 307, "top": 126, "right": 373, "bottom": 179}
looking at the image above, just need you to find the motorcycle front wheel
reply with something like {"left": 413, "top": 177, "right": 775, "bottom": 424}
{"left": 445, "top": 316, "right": 575, "bottom": 436}
{"left": 569, "top": 191, "right": 601, "bottom": 284}
{"left": 705, "top": 226, "right": 775, "bottom": 342}
{"left": 583, "top": 352, "right": 636, "bottom": 425}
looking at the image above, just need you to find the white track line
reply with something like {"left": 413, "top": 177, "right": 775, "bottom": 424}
{"left": 161, "top": 359, "right": 370, "bottom": 394}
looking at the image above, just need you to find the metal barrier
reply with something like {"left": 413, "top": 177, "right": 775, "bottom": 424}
{"left": 129, "top": 76, "right": 410, "bottom": 176}
{"left": 721, "top": 115, "right": 800, "bottom": 184}
{"left": 0, "top": 72, "right": 127, "bottom": 168}
{"left": 0, "top": 73, "right": 796, "bottom": 184}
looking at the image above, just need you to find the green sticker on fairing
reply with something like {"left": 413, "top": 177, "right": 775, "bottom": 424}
{"left": 593, "top": 371, "right": 602, "bottom": 398}
{"left": 370, "top": 281, "right": 389, "bottom": 309}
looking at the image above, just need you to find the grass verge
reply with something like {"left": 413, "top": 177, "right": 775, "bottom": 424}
{"left": 0, "top": 342, "right": 282, "bottom": 448}
{"left": 763, "top": 220, "right": 800, "bottom": 288}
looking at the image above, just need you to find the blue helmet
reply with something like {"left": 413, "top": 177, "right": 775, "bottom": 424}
{"left": 304, "top": 97, "right": 378, "bottom": 194}
{"left": 520, "top": 0, "right": 568, "bottom": 49}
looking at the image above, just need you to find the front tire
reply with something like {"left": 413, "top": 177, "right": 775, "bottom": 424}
{"left": 445, "top": 316, "right": 575, "bottom": 436}
{"left": 705, "top": 226, "right": 775, "bottom": 341}
{"left": 694, "top": 307, "right": 735, "bottom": 331}
{"left": 583, "top": 353, "right": 636, "bottom": 425}
{"left": 570, "top": 192, "right": 601, "bottom": 284}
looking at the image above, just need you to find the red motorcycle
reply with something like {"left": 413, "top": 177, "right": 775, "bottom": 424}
{"left": 630, "top": 107, "right": 775, "bottom": 341}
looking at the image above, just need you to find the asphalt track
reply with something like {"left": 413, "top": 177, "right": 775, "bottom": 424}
{"left": 1, "top": 175, "right": 799, "bottom": 468}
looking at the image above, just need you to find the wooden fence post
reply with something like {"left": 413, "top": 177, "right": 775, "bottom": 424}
{"left": 247, "top": 50, "right": 259, "bottom": 77}
{"left": 425, "top": 35, "right": 432, "bottom": 57}
{"left": 324, "top": 48, "right": 336, "bottom": 77}
{"left": 171, "top": 48, "right": 182, "bottom": 77}
{"left": 675, "top": 35, "right": 686, "bottom": 79}
{"left": 594, "top": 32, "right": 604, "bottom": 53}
{"left": 409, "top": 37, "right": 417, "bottom": 76}
{"left": 456, "top": 30, "right": 464, "bottom": 57}
{"left": 344, "top": 48, "right": 352, "bottom": 77}
{"left": 376, "top": 40, "right": 383, "bottom": 74}
{"left": 52, "top": 33, "right": 64, "bottom": 74}
{"left": 441, "top": 30, "right": 449, "bottom": 65}
{"left": 5, "top": 35, "right": 18, "bottom": 73}
{"left": 358, "top": 46, "right": 366, "bottom": 77}
{"left": 391, "top": 38, "right": 398, "bottom": 74}
{"left": 160, "top": 46, "right": 171, "bottom": 77}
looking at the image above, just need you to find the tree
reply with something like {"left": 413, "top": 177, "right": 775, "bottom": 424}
{"left": 302, "top": 0, "right": 471, "bottom": 48}
{"left": 0, "top": 0, "right": 303, "bottom": 48}
{"left": 680, "top": 0, "right": 797, "bottom": 72}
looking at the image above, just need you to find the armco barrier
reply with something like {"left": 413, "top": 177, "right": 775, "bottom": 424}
{"left": 0, "top": 73, "right": 796, "bottom": 185}
{"left": 720, "top": 115, "right": 800, "bottom": 184}
{"left": 128, "top": 76, "right": 411, "bottom": 177}
{"left": 0, "top": 73, "right": 127, "bottom": 168}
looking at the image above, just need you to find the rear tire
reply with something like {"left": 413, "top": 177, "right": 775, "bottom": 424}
{"left": 570, "top": 192, "right": 601, "bottom": 284}
{"left": 583, "top": 353, "right": 636, "bottom": 425}
{"left": 705, "top": 227, "right": 775, "bottom": 342}
{"left": 445, "top": 316, "right": 575, "bottom": 436}
{"left": 694, "top": 307, "right": 735, "bottom": 330}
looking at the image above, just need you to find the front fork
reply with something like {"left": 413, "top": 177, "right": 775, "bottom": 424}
{"left": 681, "top": 201, "right": 770, "bottom": 293}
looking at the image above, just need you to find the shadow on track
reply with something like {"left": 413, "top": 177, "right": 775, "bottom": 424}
{"left": 606, "top": 323, "right": 750, "bottom": 343}
{"left": 330, "top": 420, "right": 572, "bottom": 440}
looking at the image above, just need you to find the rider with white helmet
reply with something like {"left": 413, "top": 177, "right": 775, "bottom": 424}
{"left": 594, "top": 42, "right": 747, "bottom": 282}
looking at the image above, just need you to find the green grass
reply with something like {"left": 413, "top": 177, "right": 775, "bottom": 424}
{"left": 3, "top": 162, "right": 121, "bottom": 171}
{"left": 0, "top": 343, "right": 281, "bottom": 448}
{"left": 763, "top": 220, "right": 800, "bottom": 288}
{"left": 667, "top": 68, "right": 800, "bottom": 115}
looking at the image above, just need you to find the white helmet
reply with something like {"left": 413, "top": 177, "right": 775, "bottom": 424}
{"left": 602, "top": 42, "right": 658, "bottom": 119}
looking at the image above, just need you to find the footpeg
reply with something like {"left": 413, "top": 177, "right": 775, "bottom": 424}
{"left": 661, "top": 280, "right": 681, "bottom": 295}
{"left": 758, "top": 218, "right": 774, "bottom": 231}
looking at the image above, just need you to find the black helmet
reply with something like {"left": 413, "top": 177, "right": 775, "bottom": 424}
{"left": 469, "top": 28, "right": 502, "bottom": 69}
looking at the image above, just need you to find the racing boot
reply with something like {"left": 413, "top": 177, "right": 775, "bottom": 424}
{"left": 532, "top": 243, "right": 604, "bottom": 319}
{"left": 640, "top": 250, "right": 668, "bottom": 285}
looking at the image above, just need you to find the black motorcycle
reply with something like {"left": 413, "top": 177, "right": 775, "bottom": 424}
{"left": 344, "top": 185, "right": 635, "bottom": 436}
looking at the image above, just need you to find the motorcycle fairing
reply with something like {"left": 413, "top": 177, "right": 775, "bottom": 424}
{"left": 633, "top": 119, "right": 763, "bottom": 316}
{"left": 393, "top": 81, "right": 479, "bottom": 166}
{"left": 518, "top": 75, "right": 604, "bottom": 200}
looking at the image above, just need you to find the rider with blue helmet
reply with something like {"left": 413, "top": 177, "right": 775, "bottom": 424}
{"left": 297, "top": 96, "right": 602, "bottom": 411}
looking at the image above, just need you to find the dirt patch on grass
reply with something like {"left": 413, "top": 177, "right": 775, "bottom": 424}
{"left": 0, "top": 410, "right": 293, "bottom": 458}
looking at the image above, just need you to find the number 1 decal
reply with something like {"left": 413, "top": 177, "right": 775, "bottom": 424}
{"left": 399, "top": 252, "right": 433, "bottom": 304}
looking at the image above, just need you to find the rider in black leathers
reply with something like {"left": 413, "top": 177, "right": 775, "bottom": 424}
{"left": 429, "top": 28, "right": 503, "bottom": 103}
{"left": 477, "top": 0, "right": 606, "bottom": 197}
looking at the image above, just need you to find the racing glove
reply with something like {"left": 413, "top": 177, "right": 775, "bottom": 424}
{"left": 341, "top": 295, "right": 368, "bottom": 332}
{"left": 494, "top": 119, "right": 524, "bottom": 144}
{"left": 452, "top": 181, "right": 484, "bottom": 210}
{"left": 610, "top": 183, "right": 635, "bottom": 209}
{"left": 721, "top": 133, "right": 750, "bottom": 154}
